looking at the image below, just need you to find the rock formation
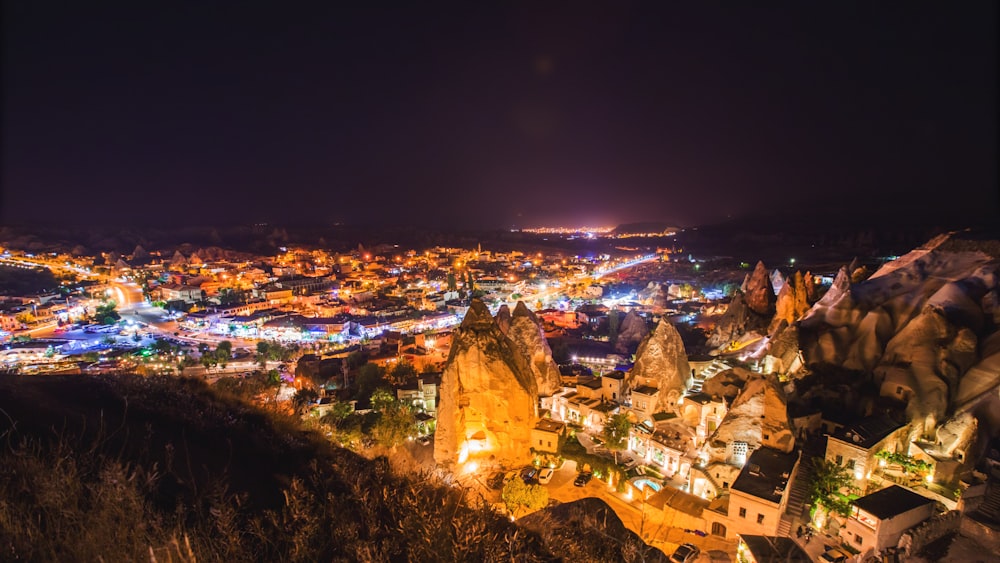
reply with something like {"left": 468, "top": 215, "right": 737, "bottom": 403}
{"left": 495, "top": 304, "right": 512, "bottom": 335}
{"left": 745, "top": 261, "right": 776, "bottom": 316}
{"left": 506, "top": 301, "right": 563, "bottom": 396}
{"left": 799, "top": 232, "right": 1000, "bottom": 437}
{"left": 614, "top": 310, "right": 650, "bottom": 355}
{"left": 519, "top": 498, "right": 670, "bottom": 562}
{"left": 701, "top": 367, "right": 754, "bottom": 402}
{"left": 434, "top": 300, "right": 538, "bottom": 468}
{"left": 769, "top": 271, "right": 812, "bottom": 333}
{"left": 704, "top": 373, "right": 795, "bottom": 463}
{"left": 169, "top": 250, "right": 187, "bottom": 269}
{"left": 771, "top": 269, "right": 786, "bottom": 295}
{"left": 638, "top": 282, "right": 661, "bottom": 304}
{"left": 627, "top": 319, "right": 691, "bottom": 413}
{"left": 707, "top": 290, "right": 772, "bottom": 349}
{"left": 763, "top": 325, "right": 803, "bottom": 376}
{"left": 803, "top": 271, "right": 819, "bottom": 304}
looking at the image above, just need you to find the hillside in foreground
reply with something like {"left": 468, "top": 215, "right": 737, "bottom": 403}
{"left": 0, "top": 374, "right": 664, "bottom": 562}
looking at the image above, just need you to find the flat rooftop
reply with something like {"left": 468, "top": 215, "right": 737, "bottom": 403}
{"left": 732, "top": 447, "right": 799, "bottom": 504}
{"left": 853, "top": 485, "right": 935, "bottom": 520}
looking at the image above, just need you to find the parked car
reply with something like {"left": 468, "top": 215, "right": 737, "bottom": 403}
{"left": 520, "top": 467, "right": 538, "bottom": 485}
{"left": 820, "top": 548, "right": 850, "bottom": 563}
{"left": 537, "top": 467, "right": 554, "bottom": 485}
{"left": 573, "top": 471, "right": 593, "bottom": 487}
{"left": 670, "top": 543, "right": 700, "bottom": 563}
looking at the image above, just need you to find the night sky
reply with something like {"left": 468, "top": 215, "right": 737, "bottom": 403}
{"left": 2, "top": 2, "right": 996, "bottom": 229}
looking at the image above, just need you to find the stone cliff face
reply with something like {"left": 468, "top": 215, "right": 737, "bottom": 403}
{"left": 799, "top": 233, "right": 1000, "bottom": 437}
{"left": 627, "top": 319, "right": 691, "bottom": 413}
{"left": 771, "top": 269, "right": 786, "bottom": 295}
{"left": 704, "top": 373, "right": 795, "bottom": 463}
{"left": 615, "top": 310, "right": 650, "bottom": 355}
{"left": 495, "top": 304, "right": 512, "bottom": 335}
{"left": 745, "top": 261, "right": 776, "bottom": 316}
{"left": 803, "top": 271, "right": 820, "bottom": 304}
{"left": 769, "top": 271, "right": 812, "bottom": 333}
{"left": 506, "top": 301, "right": 563, "bottom": 397}
{"left": 764, "top": 325, "right": 803, "bottom": 375}
{"left": 700, "top": 367, "right": 754, "bottom": 402}
{"left": 435, "top": 300, "right": 538, "bottom": 468}
{"left": 707, "top": 291, "right": 772, "bottom": 349}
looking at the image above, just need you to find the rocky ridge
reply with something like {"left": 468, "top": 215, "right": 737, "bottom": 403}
{"left": 627, "top": 319, "right": 692, "bottom": 413}
{"left": 506, "top": 301, "right": 563, "bottom": 396}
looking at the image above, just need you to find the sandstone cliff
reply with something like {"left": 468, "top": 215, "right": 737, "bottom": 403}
{"left": 627, "top": 319, "right": 691, "bottom": 413}
{"left": 704, "top": 373, "right": 795, "bottom": 463}
{"left": 506, "top": 301, "right": 563, "bottom": 396}
{"left": 434, "top": 300, "right": 539, "bottom": 468}
{"left": 768, "top": 270, "right": 812, "bottom": 334}
{"left": 495, "top": 304, "right": 512, "bottom": 335}
{"left": 707, "top": 291, "right": 771, "bottom": 349}
{"left": 745, "top": 261, "right": 776, "bottom": 316}
{"left": 799, "top": 232, "right": 1000, "bottom": 437}
{"left": 615, "top": 309, "right": 650, "bottom": 355}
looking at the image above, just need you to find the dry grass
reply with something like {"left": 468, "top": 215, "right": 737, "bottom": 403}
{"left": 1, "top": 374, "right": 636, "bottom": 561}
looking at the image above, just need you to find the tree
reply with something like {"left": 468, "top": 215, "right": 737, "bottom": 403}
{"left": 501, "top": 477, "right": 548, "bottom": 517}
{"left": 216, "top": 341, "right": 232, "bottom": 369}
{"left": 151, "top": 338, "right": 172, "bottom": 356}
{"left": 354, "top": 363, "right": 386, "bottom": 402}
{"left": 372, "top": 402, "right": 416, "bottom": 448}
{"left": 446, "top": 272, "right": 457, "bottom": 292}
{"left": 319, "top": 400, "right": 354, "bottom": 427}
{"left": 387, "top": 361, "right": 417, "bottom": 386}
{"left": 256, "top": 341, "right": 270, "bottom": 369}
{"left": 200, "top": 351, "right": 217, "bottom": 370}
{"left": 265, "top": 368, "right": 282, "bottom": 386}
{"left": 292, "top": 389, "right": 320, "bottom": 415}
{"left": 807, "top": 458, "right": 855, "bottom": 518}
{"left": 370, "top": 387, "right": 398, "bottom": 413}
{"left": 15, "top": 311, "right": 36, "bottom": 325}
{"left": 602, "top": 413, "right": 631, "bottom": 464}
{"left": 607, "top": 308, "right": 619, "bottom": 347}
{"left": 94, "top": 300, "right": 120, "bottom": 325}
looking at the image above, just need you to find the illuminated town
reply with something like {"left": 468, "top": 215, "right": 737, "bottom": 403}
{"left": 1, "top": 2, "right": 996, "bottom": 561}
{"left": 3, "top": 225, "right": 1000, "bottom": 562}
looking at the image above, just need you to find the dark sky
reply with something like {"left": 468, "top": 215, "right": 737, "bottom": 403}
{"left": 2, "top": 2, "right": 996, "bottom": 229}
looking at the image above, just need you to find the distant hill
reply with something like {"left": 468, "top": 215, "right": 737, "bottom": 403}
{"left": 0, "top": 375, "right": 663, "bottom": 562}
{"left": 612, "top": 222, "right": 679, "bottom": 236}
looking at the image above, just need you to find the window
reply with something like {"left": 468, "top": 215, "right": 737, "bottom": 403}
{"left": 756, "top": 514, "right": 764, "bottom": 524}
{"left": 547, "top": 441, "right": 552, "bottom": 448}
{"left": 738, "top": 507, "right": 746, "bottom": 518}
{"left": 847, "top": 459, "right": 855, "bottom": 470}
{"left": 835, "top": 454, "right": 843, "bottom": 466}
{"left": 855, "top": 534, "right": 863, "bottom": 545}
{"left": 733, "top": 441, "right": 749, "bottom": 466}
{"left": 763, "top": 433, "right": 770, "bottom": 441}
{"left": 539, "top": 440, "right": 543, "bottom": 446}
{"left": 896, "top": 386, "right": 903, "bottom": 394}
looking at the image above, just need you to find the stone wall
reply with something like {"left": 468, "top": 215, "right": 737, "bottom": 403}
{"left": 897, "top": 510, "right": 961, "bottom": 557}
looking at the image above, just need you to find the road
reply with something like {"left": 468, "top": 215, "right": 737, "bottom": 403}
{"left": 542, "top": 461, "right": 735, "bottom": 559}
